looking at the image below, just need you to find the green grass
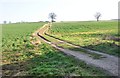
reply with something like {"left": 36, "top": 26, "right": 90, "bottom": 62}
{"left": 49, "top": 21, "right": 119, "bottom": 57}
{"left": 2, "top": 22, "right": 45, "bottom": 54}
{"left": 2, "top": 22, "right": 45, "bottom": 65}
{"left": 25, "top": 43, "right": 107, "bottom": 76}
{"left": 43, "top": 34, "right": 103, "bottom": 59}
{"left": 2, "top": 22, "right": 108, "bottom": 76}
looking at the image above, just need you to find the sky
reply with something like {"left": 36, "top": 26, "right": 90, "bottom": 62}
{"left": 0, "top": 0, "right": 119, "bottom": 23}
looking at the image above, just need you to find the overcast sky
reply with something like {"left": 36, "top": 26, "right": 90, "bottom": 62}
{"left": 0, "top": 0, "right": 119, "bottom": 23}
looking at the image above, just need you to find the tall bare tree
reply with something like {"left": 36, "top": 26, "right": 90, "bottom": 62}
{"left": 48, "top": 12, "right": 57, "bottom": 22}
{"left": 94, "top": 12, "right": 101, "bottom": 21}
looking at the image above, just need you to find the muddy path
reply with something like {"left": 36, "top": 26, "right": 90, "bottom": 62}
{"left": 37, "top": 23, "right": 119, "bottom": 76}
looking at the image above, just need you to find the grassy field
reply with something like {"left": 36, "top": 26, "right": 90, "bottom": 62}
{"left": 1, "top": 22, "right": 107, "bottom": 76}
{"left": 43, "top": 34, "right": 103, "bottom": 59}
{"left": 49, "top": 21, "right": 119, "bottom": 57}
{"left": 2, "top": 22, "right": 45, "bottom": 65}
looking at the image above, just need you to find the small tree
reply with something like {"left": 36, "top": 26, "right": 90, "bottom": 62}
{"left": 48, "top": 12, "right": 57, "bottom": 22}
{"left": 94, "top": 12, "right": 101, "bottom": 21}
{"left": 3, "top": 21, "right": 7, "bottom": 24}
{"left": 9, "top": 21, "right": 11, "bottom": 24}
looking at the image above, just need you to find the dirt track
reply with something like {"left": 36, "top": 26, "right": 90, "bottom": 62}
{"left": 37, "top": 23, "right": 119, "bottom": 76}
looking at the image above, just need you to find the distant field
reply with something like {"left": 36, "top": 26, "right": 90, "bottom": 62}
{"left": 2, "top": 22, "right": 106, "bottom": 76}
{"left": 50, "top": 21, "right": 119, "bottom": 56}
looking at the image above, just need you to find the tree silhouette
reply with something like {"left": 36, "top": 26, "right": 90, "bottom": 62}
{"left": 3, "top": 21, "right": 7, "bottom": 24}
{"left": 94, "top": 12, "right": 102, "bottom": 21}
{"left": 48, "top": 12, "right": 57, "bottom": 22}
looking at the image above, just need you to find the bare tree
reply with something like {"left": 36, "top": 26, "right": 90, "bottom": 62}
{"left": 94, "top": 12, "right": 102, "bottom": 21}
{"left": 48, "top": 12, "right": 57, "bottom": 22}
{"left": 3, "top": 21, "right": 7, "bottom": 24}
{"left": 9, "top": 21, "right": 11, "bottom": 24}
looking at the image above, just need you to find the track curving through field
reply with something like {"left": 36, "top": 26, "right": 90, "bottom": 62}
{"left": 36, "top": 23, "right": 119, "bottom": 76}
